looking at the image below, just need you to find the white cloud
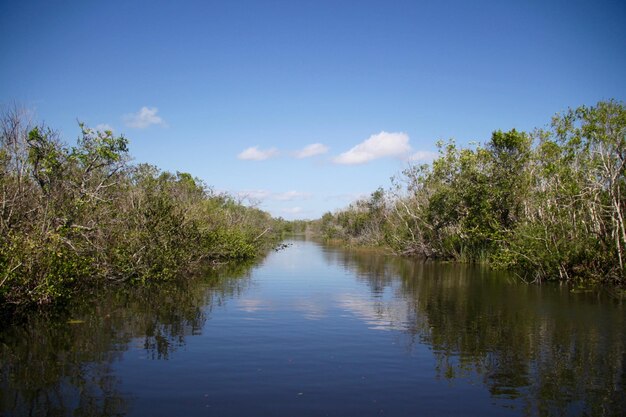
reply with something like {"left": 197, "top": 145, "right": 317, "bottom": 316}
{"left": 124, "top": 107, "right": 165, "bottom": 129}
{"left": 294, "top": 143, "right": 329, "bottom": 158}
{"left": 237, "top": 189, "right": 271, "bottom": 200}
{"left": 409, "top": 150, "right": 438, "bottom": 162}
{"left": 333, "top": 131, "right": 411, "bottom": 165}
{"left": 95, "top": 123, "right": 114, "bottom": 132}
{"left": 324, "top": 192, "right": 368, "bottom": 202}
{"left": 237, "top": 146, "right": 279, "bottom": 161}
{"left": 237, "top": 189, "right": 311, "bottom": 201}
{"left": 281, "top": 207, "right": 303, "bottom": 214}
{"left": 274, "top": 191, "right": 312, "bottom": 201}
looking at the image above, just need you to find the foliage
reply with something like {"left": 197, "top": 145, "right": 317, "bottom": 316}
{"left": 0, "top": 107, "right": 279, "bottom": 312}
{"left": 315, "top": 100, "right": 626, "bottom": 284}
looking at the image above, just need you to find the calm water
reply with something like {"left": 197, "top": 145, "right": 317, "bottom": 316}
{"left": 1, "top": 239, "right": 625, "bottom": 416}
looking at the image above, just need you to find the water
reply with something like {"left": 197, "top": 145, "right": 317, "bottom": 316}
{"left": 1, "top": 239, "right": 624, "bottom": 416}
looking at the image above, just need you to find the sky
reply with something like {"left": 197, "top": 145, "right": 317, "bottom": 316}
{"left": 1, "top": 0, "right": 625, "bottom": 219}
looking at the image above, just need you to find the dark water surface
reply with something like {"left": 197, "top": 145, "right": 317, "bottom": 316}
{"left": 1, "top": 239, "right": 625, "bottom": 416}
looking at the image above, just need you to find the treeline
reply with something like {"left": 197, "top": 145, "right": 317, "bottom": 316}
{"left": 0, "top": 107, "right": 279, "bottom": 312}
{"left": 316, "top": 100, "right": 626, "bottom": 284}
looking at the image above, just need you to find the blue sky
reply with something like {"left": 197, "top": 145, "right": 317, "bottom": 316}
{"left": 1, "top": 0, "right": 625, "bottom": 219}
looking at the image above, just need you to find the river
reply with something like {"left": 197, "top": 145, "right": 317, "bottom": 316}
{"left": 1, "top": 238, "right": 624, "bottom": 416}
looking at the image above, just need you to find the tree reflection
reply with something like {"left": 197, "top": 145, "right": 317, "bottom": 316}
{"left": 0, "top": 262, "right": 254, "bottom": 416}
{"left": 327, "top": 247, "right": 626, "bottom": 416}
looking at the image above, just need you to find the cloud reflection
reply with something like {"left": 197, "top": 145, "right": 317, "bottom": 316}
{"left": 337, "top": 293, "right": 408, "bottom": 331}
{"left": 237, "top": 298, "right": 270, "bottom": 313}
{"left": 293, "top": 296, "right": 329, "bottom": 320}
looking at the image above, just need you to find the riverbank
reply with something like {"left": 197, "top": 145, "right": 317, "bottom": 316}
{"left": 0, "top": 110, "right": 282, "bottom": 318}
{"left": 312, "top": 100, "right": 626, "bottom": 285}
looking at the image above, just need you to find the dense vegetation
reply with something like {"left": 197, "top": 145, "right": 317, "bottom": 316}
{"left": 317, "top": 100, "right": 626, "bottom": 284}
{"left": 0, "top": 107, "right": 279, "bottom": 314}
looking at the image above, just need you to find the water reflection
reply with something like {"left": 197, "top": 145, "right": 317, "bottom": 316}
{"left": 326, "top": 246, "right": 626, "bottom": 416}
{"left": 0, "top": 262, "right": 254, "bottom": 416}
{"left": 1, "top": 241, "right": 625, "bottom": 416}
